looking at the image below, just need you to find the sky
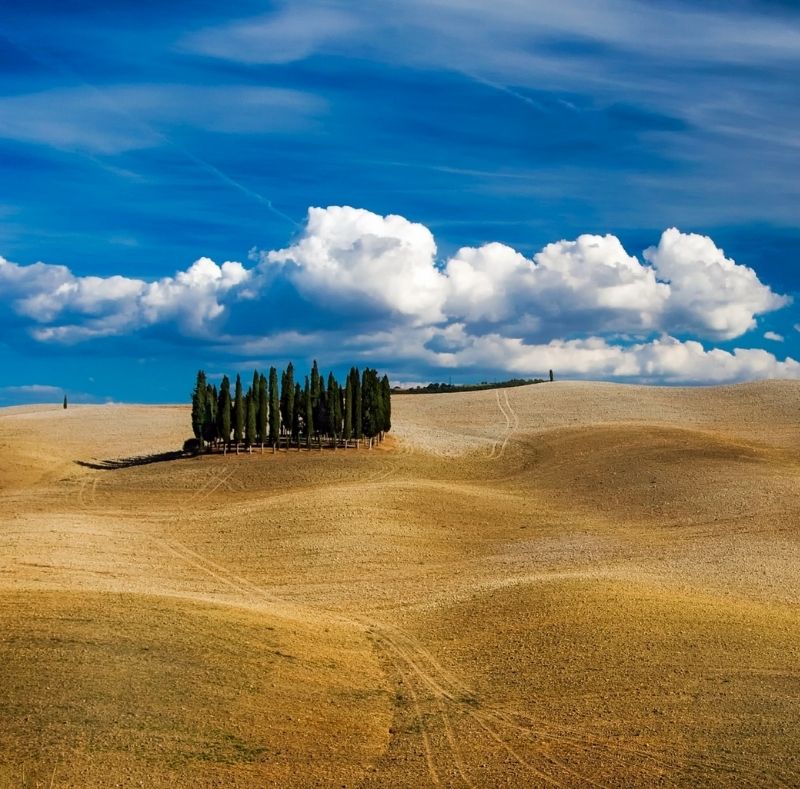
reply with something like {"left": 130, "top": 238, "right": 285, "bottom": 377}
{"left": 1, "top": 0, "right": 799, "bottom": 403}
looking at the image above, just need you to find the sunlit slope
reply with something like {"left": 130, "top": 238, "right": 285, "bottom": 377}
{"left": 392, "top": 380, "right": 800, "bottom": 455}
{"left": 1, "top": 380, "right": 799, "bottom": 786}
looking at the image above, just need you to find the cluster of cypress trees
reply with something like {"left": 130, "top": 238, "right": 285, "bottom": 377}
{"left": 191, "top": 362, "right": 391, "bottom": 453}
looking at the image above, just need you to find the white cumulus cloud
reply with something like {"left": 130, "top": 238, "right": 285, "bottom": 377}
{"left": 264, "top": 206, "right": 447, "bottom": 324}
{"left": 0, "top": 254, "right": 251, "bottom": 341}
{"left": 1, "top": 206, "right": 797, "bottom": 385}
{"left": 644, "top": 228, "right": 789, "bottom": 340}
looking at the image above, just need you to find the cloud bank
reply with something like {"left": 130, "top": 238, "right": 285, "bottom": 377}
{"left": 1, "top": 206, "right": 796, "bottom": 384}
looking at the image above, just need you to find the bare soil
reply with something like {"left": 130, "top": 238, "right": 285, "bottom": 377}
{"left": 1, "top": 381, "right": 799, "bottom": 787}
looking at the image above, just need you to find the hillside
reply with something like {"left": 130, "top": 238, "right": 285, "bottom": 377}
{"left": 1, "top": 381, "right": 799, "bottom": 787}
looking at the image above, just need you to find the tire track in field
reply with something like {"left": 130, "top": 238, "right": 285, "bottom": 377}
{"left": 362, "top": 620, "right": 763, "bottom": 787}
{"left": 129, "top": 508, "right": 759, "bottom": 788}
{"left": 487, "top": 389, "right": 512, "bottom": 460}
{"left": 496, "top": 389, "right": 519, "bottom": 459}
{"left": 76, "top": 475, "right": 99, "bottom": 510}
{"left": 368, "top": 622, "right": 568, "bottom": 788}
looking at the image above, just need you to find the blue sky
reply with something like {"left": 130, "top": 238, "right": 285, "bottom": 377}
{"left": 1, "top": 0, "right": 799, "bottom": 403}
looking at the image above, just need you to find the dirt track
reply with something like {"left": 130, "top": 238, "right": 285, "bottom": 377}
{"left": 1, "top": 381, "right": 799, "bottom": 787}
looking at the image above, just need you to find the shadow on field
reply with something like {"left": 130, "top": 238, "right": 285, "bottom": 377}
{"left": 75, "top": 450, "right": 187, "bottom": 470}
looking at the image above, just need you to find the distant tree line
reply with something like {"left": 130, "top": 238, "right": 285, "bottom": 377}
{"left": 190, "top": 362, "right": 391, "bottom": 454}
{"left": 394, "top": 373, "right": 553, "bottom": 395}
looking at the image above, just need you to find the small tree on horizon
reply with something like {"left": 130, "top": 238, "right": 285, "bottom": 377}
{"left": 63, "top": 394, "right": 67, "bottom": 410}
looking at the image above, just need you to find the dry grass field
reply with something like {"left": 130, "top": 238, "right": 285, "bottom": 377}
{"left": 1, "top": 381, "right": 799, "bottom": 787}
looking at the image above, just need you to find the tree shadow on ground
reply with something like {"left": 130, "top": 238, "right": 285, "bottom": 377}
{"left": 75, "top": 450, "right": 188, "bottom": 470}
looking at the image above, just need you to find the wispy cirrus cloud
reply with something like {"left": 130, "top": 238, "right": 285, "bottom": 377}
{"left": 181, "top": 4, "right": 361, "bottom": 65}
{"left": 0, "top": 84, "right": 324, "bottom": 154}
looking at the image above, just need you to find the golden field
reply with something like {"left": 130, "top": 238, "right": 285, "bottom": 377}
{"left": 1, "top": 381, "right": 799, "bottom": 787}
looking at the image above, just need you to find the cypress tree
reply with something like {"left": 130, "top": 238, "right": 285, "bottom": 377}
{"left": 252, "top": 369, "right": 260, "bottom": 433}
{"left": 334, "top": 377, "right": 343, "bottom": 441}
{"left": 257, "top": 373, "right": 268, "bottom": 449}
{"left": 217, "top": 375, "right": 231, "bottom": 452}
{"left": 381, "top": 374, "right": 392, "bottom": 434}
{"left": 191, "top": 370, "right": 207, "bottom": 447}
{"left": 352, "top": 366, "right": 362, "bottom": 440}
{"left": 374, "top": 373, "right": 385, "bottom": 441}
{"left": 245, "top": 390, "right": 256, "bottom": 449}
{"left": 63, "top": 395, "right": 68, "bottom": 410}
{"left": 327, "top": 373, "right": 340, "bottom": 448}
{"left": 310, "top": 360, "right": 320, "bottom": 404}
{"left": 281, "top": 362, "right": 295, "bottom": 437}
{"left": 269, "top": 366, "right": 280, "bottom": 451}
{"left": 292, "top": 382, "right": 302, "bottom": 447}
{"left": 204, "top": 382, "right": 217, "bottom": 445}
{"left": 304, "top": 376, "right": 313, "bottom": 448}
{"left": 315, "top": 385, "right": 328, "bottom": 449}
{"left": 233, "top": 373, "right": 244, "bottom": 451}
{"left": 362, "top": 368, "right": 379, "bottom": 446}
{"left": 343, "top": 375, "right": 353, "bottom": 444}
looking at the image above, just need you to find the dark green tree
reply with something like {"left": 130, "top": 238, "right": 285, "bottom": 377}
{"left": 252, "top": 369, "right": 260, "bottom": 433}
{"left": 204, "top": 382, "right": 217, "bottom": 445}
{"left": 217, "top": 375, "right": 232, "bottom": 451}
{"left": 292, "top": 382, "right": 302, "bottom": 446}
{"left": 315, "top": 384, "right": 328, "bottom": 447}
{"left": 327, "top": 372, "right": 340, "bottom": 448}
{"left": 63, "top": 394, "right": 68, "bottom": 410}
{"left": 281, "top": 362, "right": 295, "bottom": 436}
{"left": 191, "top": 370, "right": 207, "bottom": 447}
{"left": 257, "top": 373, "right": 268, "bottom": 449}
{"left": 310, "top": 360, "right": 321, "bottom": 404}
{"left": 374, "top": 373, "right": 385, "bottom": 441}
{"left": 245, "top": 390, "right": 256, "bottom": 449}
{"left": 352, "top": 366, "right": 362, "bottom": 440}
{"left": 361, "top": 368, "right": 381, "bottom": 445}
{"left": 269, "top": 366, "right": 280, "bottom": 450}
{"left": 343, "top": 375, "right": 353, "bottom": 444}
{"left": 233, "top": 373, "right": 244, "bottom": 451}
{"left": 381, "top": 374, "right": 392, "bottom": 434}
{"left": 304, "top": 376, "right": 313, "bottom": 448}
